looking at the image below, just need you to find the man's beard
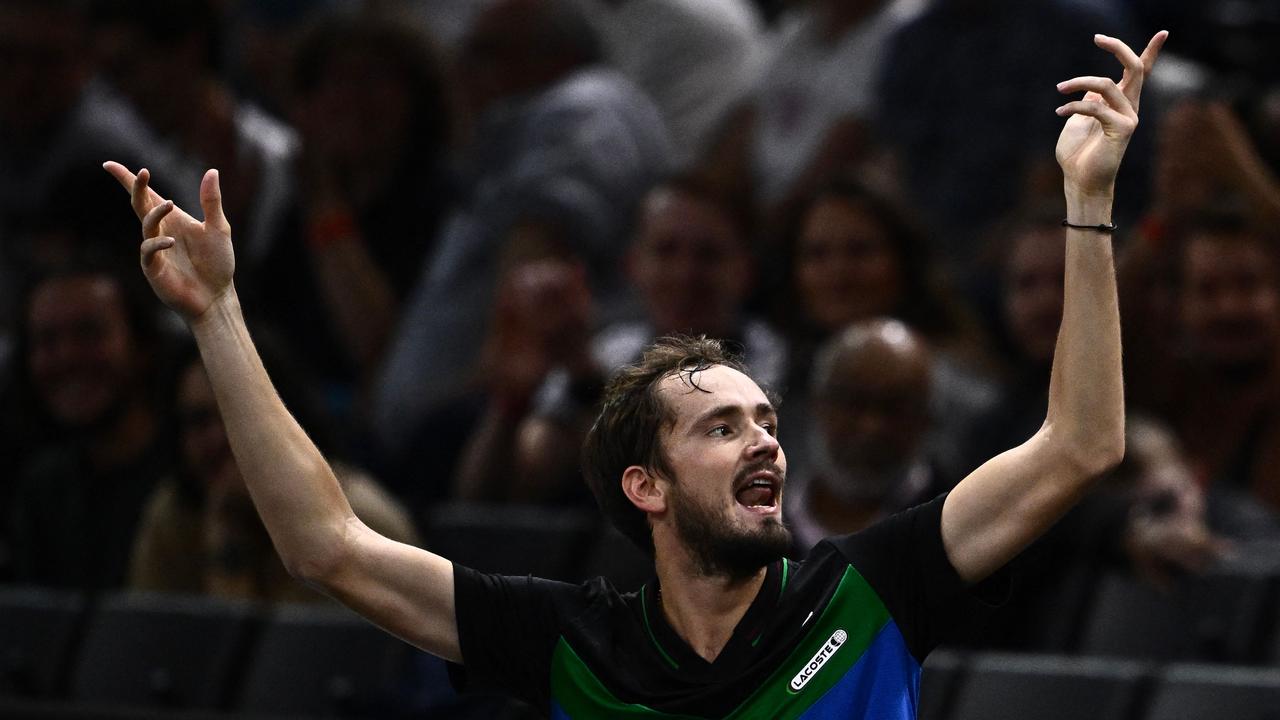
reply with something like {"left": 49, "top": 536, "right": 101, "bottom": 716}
{"left": 668, "top": 473, "right": 792, "bottom": 581}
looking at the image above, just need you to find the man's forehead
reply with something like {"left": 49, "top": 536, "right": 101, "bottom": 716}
{"left": 657, "top": 365, "right": 770, "bottom": 417}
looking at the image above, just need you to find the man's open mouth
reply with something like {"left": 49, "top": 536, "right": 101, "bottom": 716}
{"left": 734, "top": 469, "right": 781, "bottom": 512}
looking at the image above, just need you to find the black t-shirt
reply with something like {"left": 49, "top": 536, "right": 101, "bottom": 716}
{"left": 451, "top": 494, "right": 1002, "bottom": 719}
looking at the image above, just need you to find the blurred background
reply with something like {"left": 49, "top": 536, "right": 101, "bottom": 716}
{"left": 3, "top": 0, "right": 1280, "bottom": 717}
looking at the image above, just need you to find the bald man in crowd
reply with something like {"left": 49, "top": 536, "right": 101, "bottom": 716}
{"left": 788, "top": 319, "right": 950, "bottom": 550}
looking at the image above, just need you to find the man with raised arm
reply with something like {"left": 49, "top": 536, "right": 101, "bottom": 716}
{"left": 106, "top": 31, "right": 1165, "bottom": 719}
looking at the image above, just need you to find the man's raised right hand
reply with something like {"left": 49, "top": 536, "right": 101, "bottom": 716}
{"left": 104, "top": 162, "right": 235, "bottom": 322}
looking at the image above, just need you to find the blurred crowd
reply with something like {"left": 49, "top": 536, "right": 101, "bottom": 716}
{"left": 3, "top": 0, "right": 1280, "bottom": 658}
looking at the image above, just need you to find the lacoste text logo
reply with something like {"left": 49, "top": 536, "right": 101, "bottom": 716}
{"left": 789, "top": 629, "right": 848, "bottom": 692}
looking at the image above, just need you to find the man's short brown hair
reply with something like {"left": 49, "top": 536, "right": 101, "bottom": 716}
{"left": 581, "top": 336, "right": 749, "bottom": 556}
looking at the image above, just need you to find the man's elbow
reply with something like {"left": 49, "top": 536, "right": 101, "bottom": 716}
{"left": 284, "top": 552, "right": 338, "bottom": 586}
{"left": 281, "top": 519, "right": 357, "bottom": 588}
{"left": 1064, "top": 431, "right": 1126, "bottom": 478}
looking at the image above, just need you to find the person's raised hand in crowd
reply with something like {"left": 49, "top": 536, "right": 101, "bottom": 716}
{"left": 1124, "top": 481, "right": 1224, "bottom": 590}
{"left": 1118, "top": 421, "right": 1227, "bottom": 589}
{"left": 455, "top": 258, "right": 595, "bottom": 502}
{"left": 103, "top": 163, "right": 234, "bottom": 322}
{"left": 1125, "top": 503, "right": 1221, "bottom": 590}
{"left": 482, "top": 259, "right": 595, "bottom": 414}
{"left": 1157, "top": 99, "right": 1280, "bottom": 223}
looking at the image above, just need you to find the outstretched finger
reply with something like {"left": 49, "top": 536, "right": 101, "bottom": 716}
{"left": 140, "top": 236, "right": 176, "bottom": 269}
{"left": 1128, "top": 31, "right": 1169, "bottom": 112}
{"left": 1094, "top": 34, "right": 1145, "bottom": 107}
{"left": 1138, "top": 30, "right": 1169, "bottom": 75}
{"left": 142, "top": 199, "right": 175, "bottom": 239}
{"left": 200, "top": 169, "right": 229, "bottom": 231}
{"left": 103, "top": 161, "right": 138, "bottom": 191}
{"left": 104, "top": 161, "right": 167, "bottom": 214}
{"left": 1056, "top": 99, "right": 1133, "bottom": 132}
{"left": 1058, "top": 76, "right": 1133, "bottom": 117}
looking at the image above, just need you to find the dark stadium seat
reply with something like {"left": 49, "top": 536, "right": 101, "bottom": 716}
{"left": 237, "top": 603, "right": 408, "bottom": 716}
{"left": 918, "top": 648, "right": 963, "bottom": 720}
{"left": 68, "top": 592, "right": 255, "bottom": 710}
{"left": 946, "top": 653, "right": 1148, "bottom": 720}
{"left": 1231, "top": 540, "right": 1280, "bottom": 665}
{"left": 425, "top": 503, "right": 598, "bottom": 580}
{"left": 1142, "top": 664, "right": 1280, "bottom": 720}
{"left": 0, "top": 696, "right": 270, "bottom": 719}
{"left": 1270, "top": 607, "right": 1280, "bottom": 665}
{"left": 1076, "top": 568, "right": 1273, "bottom": 663}
{"left": 0, "top": 585, "right": 85, "bottom": 698}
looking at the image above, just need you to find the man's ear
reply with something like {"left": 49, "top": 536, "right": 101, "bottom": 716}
{"left": 621, "top": 465, "right": 667, "bottom": 515}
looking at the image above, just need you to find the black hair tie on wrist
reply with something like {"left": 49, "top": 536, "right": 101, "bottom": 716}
{"left": 1062, "top": 219, "right": 1118, "bottom": 233}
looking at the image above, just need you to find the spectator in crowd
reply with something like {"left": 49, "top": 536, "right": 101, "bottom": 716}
{"left": 778, "top": 174, "right": 993, "bottom": 478}
{"left": 94, "top": 0, "right": 300, "bottom": 289}
{"left": 451, "top": 258, "right": 596, "bottom": 505}
{"left": 876, "top": 0, "right": 1127, "bottom": 271}
{"left": 1120, "top": 98, "right": 1280, "bottom": 392}
{"left": 1118, "top": 419, "right": 1230, "bottom": 584}
{"left": 0, "top": 0, "right": 193, "bottom": 324}
{"left": 131, "top": 346, "right": 418, "bottom": 603}
{"left": 373, "top": 0, "right": 671, "bottom": 473}
{"left": 1154, "top": 100, "right": 1280, "bottom": 228}
{"left": 453, "top": 178, "right": 784, "bottom": 504}
{"left": 220, "top": 0, "right": 330, "bottom": 116}
{"left": 572, "top": 0, "right": 766, "bottom": 169}
{"left": 705, "top": 0, "right": 923, "bottom": 234}
{"left": 786, "top": 319, "right": 948, "bottom": 551}
{"left": 783, "top": 175, "right": 986, "bottom": 367}
{"left": 1134, "top": 213, "right": 1280, "bottom": 515}
{"left": 6, "top": 263, "right": 177, "bottom": 592}
{"left": 250, "top": 8, "right": 456, "bottom": 403}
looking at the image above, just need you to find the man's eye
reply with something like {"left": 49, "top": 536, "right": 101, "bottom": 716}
{"left": 708, "top": 425, "right": 731, "bottom": 438}
{"left": 762, "top": 423, "right": 778, "bottom": 437}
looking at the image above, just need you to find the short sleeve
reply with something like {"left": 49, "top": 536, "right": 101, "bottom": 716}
{"left": 449, "top": 565, "right": 586, "bottom": 709}
{"left": 824, "top": 493, "right": 1007, "bottom": 662}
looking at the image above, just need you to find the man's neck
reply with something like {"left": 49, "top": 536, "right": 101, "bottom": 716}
{"left": 652, "top": 544, "right": 767, "bottom": 663}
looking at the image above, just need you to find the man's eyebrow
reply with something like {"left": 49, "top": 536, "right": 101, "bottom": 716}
{"left": 692, "top": 404, "right": 742, "bottom": 429}
{"left": 690, "top": 403, "right": 777, "bottom": 430}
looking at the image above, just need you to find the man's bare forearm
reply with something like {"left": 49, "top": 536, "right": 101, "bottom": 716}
{"left": 1046, "top": 188, "right": 1126, "bottom": 476}
{"left": 189, "top": 288, "right": 357, "bottom": 580}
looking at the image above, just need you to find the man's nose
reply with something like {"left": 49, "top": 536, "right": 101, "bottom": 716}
{"left": 746, "top": 423, "right": 780, "bottom": 459}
